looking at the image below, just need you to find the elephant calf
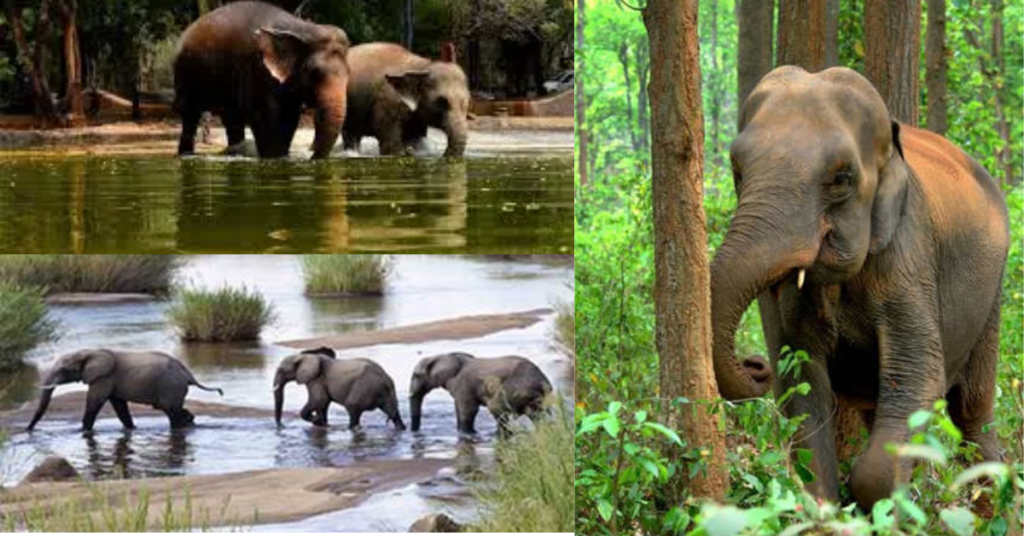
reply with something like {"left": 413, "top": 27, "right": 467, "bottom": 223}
{"left": 273, "top": 347, "right": 405, "bottom": 430}
{"left": 27, "top": 349, "right": 223, "bottom": 431}
{"left": 409, "top": 352, "right": 552, "bottom": 435}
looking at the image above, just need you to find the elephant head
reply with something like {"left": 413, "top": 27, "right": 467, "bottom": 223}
{"left": 27, "top": 349, "right": 116, "bottom": 431}
{"left": 385, "top": 60, "right": 470, "bottom": 157}
{"left": 711, "top": 66, "right": 910, "bottom": 400}
{"left": 273, "top": 347, "right": 334, "bottom": 424}
{"left": 409, "top": 352, "right": 474, "bottom": 431}
{"left": 255, "top": 25, "right": 350, "bottom": 159}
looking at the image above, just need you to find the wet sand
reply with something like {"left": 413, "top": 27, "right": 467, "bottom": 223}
{"left": 0, "top": 458, "right": 450, "bottom": 529}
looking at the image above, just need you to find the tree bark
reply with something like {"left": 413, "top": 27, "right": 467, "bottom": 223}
{"left": 737, "top": 0, "right": 774, "bottom": 114}
{"left": 989, "top": 0, "right": 1012, "bottom": 186}
{"left": 777, "top": 0, "right": 829, "bottom": 72}
{"left": 864, "top": 0, "right": 921, "bottom": 125}
{"left": 925, "top": 0, "right": 948, "bottom": 134}
{"left": 57, "top": 0, "right": 84, "bottom": 125}
{"left": 709, "top": 0, "right": 721, "bottom": 167}
{"left": 618, "top": 43, "right": 639, "bottom": 152}
{"left": 4, "top": 0, "right": 60, "bottom": 125}
{"left": 576, "top": 0, "right": 588, "bottom": 190}
{"left": 643, "top": 0, "right": 728, "bottom": 502}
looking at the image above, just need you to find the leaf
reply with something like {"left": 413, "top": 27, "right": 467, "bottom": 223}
{"left": 795, "top": 462, "right": 816, "bottom": 484}
{"left": 907, "top": 409, "right": 933, "bottom": 429}
{"left": 940, "top": 507, "right": 976, "bottom": 536}
{"left": 895, "top": 444, "right": 947, "bottom": 465}
{"left": 796, "top": 448, "right": 813, "bottom": 466}
{"left": 662, "top": 507, "right": 690, "bottom": 534}
{"left": 643, "top": 421, "right": 683, "bottom": 446}
{"left": 603, "top": 414, "right": 621, "bottom": 438}
{"left": 637, "top": 457, "right": 662, "bottom": 481}
{"left": 871, "top": 498, "right": 895, "bottom": 531}
{"left": 634, "top": 410, "right": 647, "bottom": 423}
{"left": 742, "top": 473, "right": 763, "bottom": 493}
{"left": 597, "top": 499, "right": 614, "bottom": 522}
{"left": 952, "top": 462, "right": 1009, "bottom": 490}
{"left": 938, "top": 418, "right": 964, "bottom": 443}
{"left": 702, "top": 505, "right": 749, "bottom": 536}
{"left": 894, "top": 492, "right": 927, "bottom": 525}
{"left": 759, "top": 451, "right": 784, "bottom": 466}
{"left": 989, "top": 516, "right": 1007, "bottom": 536}
{"left": 608, "top": 401, "right": 622, "bottom": 415}
{"left": 778, "top": 521, "right": 814, "bottom": 536}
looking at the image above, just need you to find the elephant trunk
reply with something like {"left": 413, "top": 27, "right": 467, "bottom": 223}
{"left": 709, "top": 199, "right": 821, "bottom": 400}
{"left": 310, "top": 75, "right": 347, "bottom": 160}
{"left": 27, "top": 371, "right": 59, "bottom": 430}
{"left": 409, "top": 393, "right": 424, "bottom": 432}
{"left": 442, "top": 111, "right": 467, "bottom": 157}
{"left": 273, "top": 370, "right": 287, "bottom": 425}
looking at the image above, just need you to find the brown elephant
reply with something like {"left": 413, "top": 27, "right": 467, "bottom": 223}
{"left": 342, "top": 43, "right": 469, "bottom": 157}
{"left": 710, "top": 66, "right": 1008, "bottom": 509}
{"left": 174, "top": 1, "right": 349, "bottom": 159}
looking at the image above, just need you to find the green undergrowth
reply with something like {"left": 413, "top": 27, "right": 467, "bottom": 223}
{"left": 0, "top": 281, "right": 58, "bottom": 370}
{"left": 300, "top": 255, "right": 391, "bottom": 296}
{"left": 166, "top": 286, "right": 276, "bottom": 342}
{"left": 0, "top": 255, "right": 182, "bottom": 295}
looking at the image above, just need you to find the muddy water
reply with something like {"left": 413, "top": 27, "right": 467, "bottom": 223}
{"left": 0, "top": 155, "right": 571, "bottom": 253}
{"left": 0, "top": 256, "right": 572, "bottom": 528}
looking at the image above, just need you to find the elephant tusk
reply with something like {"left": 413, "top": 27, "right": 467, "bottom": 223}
{"left": 36, "top": 384, "right": 58, "bottom": 389}
{"left": 272, "top": 383, "right": 281, "bottom": 391}
{"left": 797, "top": 269, "right": 806, "bottom": 290}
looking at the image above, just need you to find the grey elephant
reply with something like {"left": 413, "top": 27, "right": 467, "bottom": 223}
{"left": 409, "top": 352, "right": 552, "bottom": 434}
{"left": 273, "top": 347, "right": 405, "bottom": 430}
{"left": 710, "top": 66, "right": 1008, "bottom": 509}
{"left": 342, "top": 43, "right": 469, "bottom": 157}
{"left": 174, "top": 1, "right": 349, "bottom": 159}
{"left": 27, "top": 349, "right": 223, "bottom": 431}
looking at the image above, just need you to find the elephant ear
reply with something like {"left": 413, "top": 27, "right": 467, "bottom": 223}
{"left": 869, "top": 121, "right": 910, "bottom": 255}
{"left": 427, "top": 353, "right": 466, "bottom": 389}
{"left": 385, "top": 71, "right": 430, "bottom": 111}
{"left": 295, "top": 354, "right": 322, "bottom": 384}
{"left": 255, "top": 27, "right": 310, "bottom": 84}
{"left": 81, "top": 350, "right": 116, "bottom": 384}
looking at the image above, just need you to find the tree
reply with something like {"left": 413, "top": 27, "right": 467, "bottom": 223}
{"left": 576, "top": 0, "right": 588, "bottom": 190}
{"left": 864, "top": 0, "right": 920, "bottom": 124}
{"left": 776, "top": 0, "right": 834, "bottom": 71}
{"left": 925, "top": 0, "right": 948, "bottom": 134}
{"left": 736, "top": 0, "right": 773, "bottom": 119}
{"left": 643, "top": 0, "right": 727, "bottom": 503}
{"left": 4, "top": 0, "right": 60, "bottom": 124}
{"left": 56, "top": 0, "right": 83, "bottom": 125}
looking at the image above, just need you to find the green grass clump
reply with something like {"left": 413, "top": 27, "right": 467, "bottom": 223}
{"left": 554, "top": 298, "right": 575, "bottom": 359}
{"left": 166, "top": 286, "right": 275, "bottom": 342}
{"left": 473, "top": 415, "right": 574, "bottom": 533}
{"left": 0, "top": 281, "right": 58, "bottom": 370}
{"left": 300, "top": 255, "right": 391, "bottom": 296}
{"left": 0, "top": 255, "right": 182, "bottom": 295}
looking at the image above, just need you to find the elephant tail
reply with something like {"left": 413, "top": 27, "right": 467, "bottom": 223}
{"left": 190, "top": 380, "right": 224, "bottom": 396}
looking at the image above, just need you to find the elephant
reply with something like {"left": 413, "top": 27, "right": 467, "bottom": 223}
{"left": 272, "top": 347, "right": 405, "bottom": 430}
{"left": 26, "top": 349, "right": 224, "bottom": 431}
{"left": 342, "top": 43, "right": 469, "bottom": 157}
{"left": 409, "top": 352, "right": 552, "bottom": 435}
{"left": 174, "top": 1, "right": 349, "bottom": 159}
{"left": 710, "top": 66, "right": 1009, "bottom": 510}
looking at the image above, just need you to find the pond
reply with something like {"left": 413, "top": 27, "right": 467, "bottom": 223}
{"left": 0, "top": 255, "right": 574, "bottom": 530}
{"left": 0, "top": 155, "right": 572, "bottom": 254}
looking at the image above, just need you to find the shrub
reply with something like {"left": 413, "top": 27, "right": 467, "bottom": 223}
{"left": 0, "top": 255, "right": 182, "bottom": 295}
{"left": 166, "top": 286, "right": 275, "bottom": 342}
{"left": 473, "top": 413, "right": 574, "bottom": 532}
{"left": 0, "top": 281, "right": 58, "bottom": 370}
{"left": 300, "top": 255, "right": 391, "bottom": 296}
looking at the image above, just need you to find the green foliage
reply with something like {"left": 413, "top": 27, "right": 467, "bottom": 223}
{"left": 300, "top": 255, "right": 391, "bottom": 296}
{"left": 554, "top": 295, "right": 576, "bottom": 359}
{"left": 166, "top": 286, "right": 276, "bottom": 342}
{"left": 0, "top": 281, "right": 58, "bottom": 370}
{"left": 0, "top": 255, "right": 182, "bottom": 295}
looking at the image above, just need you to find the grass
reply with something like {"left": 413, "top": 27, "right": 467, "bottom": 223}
{"left": 472, "top": 412, "right": 574, "bottom": 533}
{"left": 300, "top": 255, "right": 391, "bottom": 296}
{"left": 554, "top": 297, "right": 575, "bottom": 359}
{"left": 0, "top": 255, "right": 182, "bottom": 295}
{"left": 165, "top": 286, "right": 275, "bottom": 342}
{"left": 0, "top": 281, "right": 58, "bottom": 370}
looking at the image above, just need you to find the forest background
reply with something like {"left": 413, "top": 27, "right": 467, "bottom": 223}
{"left": 575, "top": 0, "right": 1024, "bottom": 534}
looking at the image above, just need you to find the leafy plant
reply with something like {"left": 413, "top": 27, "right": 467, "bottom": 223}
{"left": 0, "top": 281, "right": 58, "bottom": 370}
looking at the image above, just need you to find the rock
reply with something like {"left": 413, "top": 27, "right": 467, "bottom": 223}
{"left": 21, "top": 455, "right": 79, "bottom": 484}
{"left": 408, "top": 513, "right": 462, "bottom": 533}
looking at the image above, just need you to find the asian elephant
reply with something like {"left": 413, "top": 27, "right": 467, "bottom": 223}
{"left": 409, "top": 352, "right": 552, "bottom": 435}
{"left": 26, "top": 349, "right": 223, "bottom": 431}
{"left": 342, "top": 43, "right": 469, "bottom": 157}
{"left": 710, "top": 66, "right": 1008, "bottom": 509}
{"left": 273, "top": 347, "right": 405, "bottom": 430}
{"left": 174, "top": 1, "right": 349, "bottom": 159}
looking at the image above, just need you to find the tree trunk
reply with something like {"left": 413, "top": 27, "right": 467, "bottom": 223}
{"left": 4, "top": 0, "right": 60, "bottom": 125}
{"left": 737, "top": 0, "right": 774, "bottom": 113}
{"left": 618, "top": 43, "right": 638, "bottom": 152}
{"left": 826, "top": 0, "right": 839, "bottom": 66}
{"left": 58, "top": 0, "right": 84, "bottom": 125}
{"left": 643, "top": 0, "right": 728, "bottom": 502}
{"left": 864, "top": 0, "right": 921, "bottom": 125}
{"left": 709, "top": 0, "right": 721, "bottom": 167}
{"left": 636, "top": 42, "right": 650, "bottom": 153}
{"left": 925, "top": 0, "right": 948, "bottom": 134}
{"left": 777, "top": 0, "right": 829, "bottom": 72}
{"left": 576, "top": 0, "right": 588, "bottom": 190}
{"left": 990, "top": 0, "right": 1012, "bottom": 186}
{"left": 403, "top": 0, "right": 414, "bottom": 49}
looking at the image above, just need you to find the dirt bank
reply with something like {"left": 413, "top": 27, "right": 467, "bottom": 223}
{"left": 45, "top": 293, "right": 158, "bottom": 305}
{"left": 0, "top": 458, "right": 450, "bottom": 530}
{"left": 276, "top": 308, "right": 553, "bottom": 350}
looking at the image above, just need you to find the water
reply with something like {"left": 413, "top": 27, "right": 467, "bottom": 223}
{"left": 0, "top": 255, "right": 573, "bottom": 529}
{"left": 0, "top": 156, "right": 572, "bottom": 253}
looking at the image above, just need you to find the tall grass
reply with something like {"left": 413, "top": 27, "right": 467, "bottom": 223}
{"left": 166, "top": 286, "right": 275, "bottom": 342}
{"left": 0, "top": 282, "right": 58, "bottom": 370}
{"left": 300, "top": 255, "right": 391, "bottom": 296}
{"left": 554, "top": 298, "right": 575, "bottom": 359}
{"left": 472, "top": 413, "right": 573, "bottom": 532}
{"left": 0, "top": 255, "right": 182, "bottom": 295}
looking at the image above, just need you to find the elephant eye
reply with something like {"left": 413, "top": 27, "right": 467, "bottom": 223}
{"left": 828, "top": 165, "right": 855, "bottom": 188}
{"left": 434, "top": 96, "right": 450, "bottom": 111}
{"left": 825, "top": 165, "right": 856, "bottom": 202}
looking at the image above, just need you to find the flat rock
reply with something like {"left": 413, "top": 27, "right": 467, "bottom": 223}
{"left": 20, "top": 455, "right": 79, "bottom": 484}
{"left": 409, "top": 513, "right": 463, "bottom": 532}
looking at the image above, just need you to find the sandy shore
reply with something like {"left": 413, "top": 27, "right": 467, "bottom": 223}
{"left": 0, "top": 458, "right": 450, "bottom": 530}
{"left": 277, "top": 308, "right": 553, "bottom": 350}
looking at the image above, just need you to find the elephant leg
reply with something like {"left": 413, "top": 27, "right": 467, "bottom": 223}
{"left": 82, "top": 381, "right": 114, "bottom": 431}
{"left": 164, "top": 408, "right": 195, "bottom": 429}
{"left": 110, "top": 398, "right": 135, "bottom": 429}
{"left": 383, "top": 397, "right": 406, "bottom": 431}
{"left": 850, "top": 299, "right": 945, "bottom": 510}
{"left": 342, "top": 130, "right": 361, "bottom": 152}
{"left": 348, "top": 408, "right": 363, "bottom": 430}
{"left": 455, "top": 399, "right": 479, "bottom": 435}
{"left": 377, "top": 125, "right": 405, "bottom": 156}
{"left": 222, "top": 110, "right": 246, "bottom": 147}
{"left": 178, "top": 106, "right": 202, "bottom": 156}
{"left": 948, "top": 298, "right": 1002, "bottom": 464}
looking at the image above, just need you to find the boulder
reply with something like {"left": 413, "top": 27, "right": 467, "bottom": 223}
{"left": 20, "top": 455, "right": 79, "bottom": 484}
{"left": 408, "top": 513, "right": 462, "bottom": 533}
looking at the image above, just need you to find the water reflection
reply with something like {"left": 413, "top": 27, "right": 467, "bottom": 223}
{"left": 83, "top": 428, "right": 192, "bottom": 479}
{"left": 0, "top": 156, "right": 570, "bottom": 253}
